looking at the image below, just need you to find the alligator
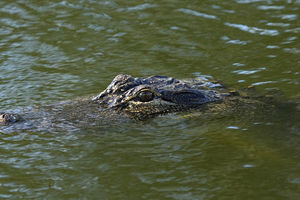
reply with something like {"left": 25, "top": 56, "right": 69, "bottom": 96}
{"left": 0, "top": 74, "right": 276, "bottom": 132}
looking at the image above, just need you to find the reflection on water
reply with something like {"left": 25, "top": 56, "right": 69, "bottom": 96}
{"left": 1, "top": 0, "right": 300, "bottom": 199}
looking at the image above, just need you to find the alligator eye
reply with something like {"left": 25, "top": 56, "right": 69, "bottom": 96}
{"left": 138, "top": 91, "right": 154, "bottom": 102}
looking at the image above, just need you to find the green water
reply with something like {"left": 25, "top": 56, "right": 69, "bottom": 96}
{"left": 1, "top": 0, "right": 300, "bottom": 199}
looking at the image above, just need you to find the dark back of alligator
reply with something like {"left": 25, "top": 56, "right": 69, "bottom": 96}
{"left": 0, "top": 74, "right": 279, "bottom": 133}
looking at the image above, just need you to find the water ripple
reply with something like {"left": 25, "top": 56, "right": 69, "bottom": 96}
{"left": 1, "top": 0, "right": 300, "bottom": 199}
{"left": 177, "top": 8, "right": 219, "bottom": 19}
{"left": 257, "top": 5, "right": 285, "bottom": 10}
{"left": 224, "top": 22, "right": 279, "bottom": 36}
{"left": 231, "top": 68, "right": 266, "bottom": 75}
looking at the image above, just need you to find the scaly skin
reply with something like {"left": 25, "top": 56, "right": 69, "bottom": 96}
{"left": 0, "top": 74, "right": 275, "bottom": 132}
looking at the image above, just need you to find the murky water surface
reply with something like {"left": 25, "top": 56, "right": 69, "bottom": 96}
{"left": 1, "top": 0, "right": 300, "bottom": 199}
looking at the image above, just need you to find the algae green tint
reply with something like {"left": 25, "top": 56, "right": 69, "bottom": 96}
{"left": 0, "top": 0, "right": 300, "bottom": 199}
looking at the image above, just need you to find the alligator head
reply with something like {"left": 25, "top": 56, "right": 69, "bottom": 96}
{"left": 93, "top": 74, "right": 223, "bottom": 120}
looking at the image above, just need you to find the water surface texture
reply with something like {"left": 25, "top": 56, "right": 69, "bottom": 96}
{"left": 1, "top": 0, "right": 300, "bottom": 199}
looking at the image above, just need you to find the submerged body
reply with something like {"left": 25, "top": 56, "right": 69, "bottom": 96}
{"left": 0, "top": 74, "right": 276, "bottom": 132}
